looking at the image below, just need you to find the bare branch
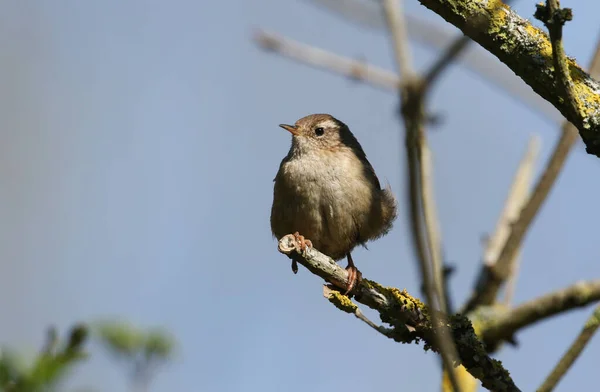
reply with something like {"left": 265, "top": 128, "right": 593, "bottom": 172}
{"left": 420, "top": 141, "right": 444, "bottom": 310}
{"left": 254, "top": 29, "right": 400, "bottom": 90}
{"left": 483, "top": 136, "right": 540, "bottom": 269}
{"left": 462, "top": 127, "right": 578, "bottom": 312}
{"left": 381, "top": 0, "right": 413, "bottom": 77}
{"left": 381, "top": 0, "right": 459, "bottom": 388}
{"left": 481, "top": 135, "right": 540, "bottom": 306}
{"left": 277, "top": 235, "right": 522, "bottom": 392}
{"left": 422, "top": 35, "right": 471, "bottom": 91}
{"left": 480, "top": 280, "right": 600, "bottom": 347}
{"left": 537, "top": 304, "right": 600, "bottom": 392}
{"left": 501, "top": 254, "right": 521, "bottom": 307}
{"left": 501, "top": 136, "right": 540, "bottom": 305}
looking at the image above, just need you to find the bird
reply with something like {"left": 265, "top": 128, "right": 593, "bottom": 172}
{"left": 270, "top": 113, "right": 397, "bottom": 294}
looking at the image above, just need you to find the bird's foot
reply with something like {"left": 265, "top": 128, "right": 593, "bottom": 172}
{"left": 344, "top": 265, "right": 362, "bottom": 296}
{"left": 292, "top": 232, "right": 313, "bottom": 252}
{"left": 290, "top": 232, "right": 312, "bottom": 274}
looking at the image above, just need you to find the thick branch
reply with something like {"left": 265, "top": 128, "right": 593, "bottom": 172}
{"left": 415, "top": 0, "right": 600, "bottom": 157}
{"left": 462, "top": 28, "right": 600, "bottom": 314}
{"left": 480, "top": 280, "right": 600, "bottom": 347}
{"left": 277, "top": 235, "right": 521, "bottom": 392}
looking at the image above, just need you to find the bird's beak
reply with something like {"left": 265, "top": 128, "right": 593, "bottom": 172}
{"left": 279, "top": 124, "right": 299, "bottom": 136}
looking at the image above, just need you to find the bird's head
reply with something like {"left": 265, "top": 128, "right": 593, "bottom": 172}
{"left": 279, "top": 113, "right": 356, "bottom": 154}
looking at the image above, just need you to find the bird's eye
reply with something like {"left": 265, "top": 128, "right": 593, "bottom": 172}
{"left": 314, "top": 127, "right": 325, "bottom": 136}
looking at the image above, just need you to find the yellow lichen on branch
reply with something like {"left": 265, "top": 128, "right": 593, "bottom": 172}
{"left": 416, "top": 0, "right": 600, "bottom": 156}
{"left": 277, "top": 234, "right": 521, "bottom": 392}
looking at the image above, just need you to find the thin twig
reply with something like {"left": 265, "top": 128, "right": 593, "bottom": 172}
{"left": 501, "top": 137, "right": 540, "bottom": 306}
{"left": 537, "top": 304, "right": 600, "bottom": 392}
{"left": 484, "top": 135, "right": 540, "bottom": 268}
{"left": 535, "top": 0, "right": 577, "bottom": 115}
{"left": 442, "top": 262, "right": 456, "bottom": 314}
{"left": 489, "top": 135, "right": 541, "bottom": 306}
{"left": 422, "top": 35, "right": 470, "bottom": 90}
{"left": 323, "top": 285, "right": 398, "bottom": 337}
{"left": 463, "top": 126, "right": 578, "bottom": 312}
{"left": 502, "top": 254, "right": 521, "bottom": 307}
{"left": 381, "top": 0, "right": 414, "bottom": 77}
{"left": 480, "top": 280, "right": 600, "bottom": 347}
{"left": 381, "top": 0, "right": 459, "bottom": 389}
{"left": 277, "top": 235, "right": 522, "bottom": 392}
{"left": 462, "top": 31, "right": 600, "bottom": 313}
{"left": 408, "top": 115, "right": 463, "bottom": 392}
{"left": 420, "top": 141, "right": 444, "bottom": 311}
{"left": 254, "top": 29, "right": 400, "bottom": 90}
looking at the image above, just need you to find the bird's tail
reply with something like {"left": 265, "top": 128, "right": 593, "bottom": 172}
{"left": 380, "top": 184, "right": 398, "bottom": 235}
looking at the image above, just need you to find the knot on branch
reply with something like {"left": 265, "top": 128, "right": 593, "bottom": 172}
{"left": 534, "top": 3, "right": 573, "bottom": 29}
{"left": 254, "top": 30, "right": 281, "bottom": 52}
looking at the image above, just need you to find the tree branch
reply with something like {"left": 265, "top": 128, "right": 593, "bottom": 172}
{"left": 480, "top": 280, "right": 600, "bottom": 347}
{"left": 381, "top": 0, "right": 459, "bottom": 389}
{"left": 462, "top": 29, "right": 600, "bottom": 314}
{"left": 534, "top": 0, "right": 576, "bottom": 115}
{"left": 277, "top": 234, "right": 522, "bottom": 392}
{"left": 537, "top": 304, "right": 600, "bottom": 392}
{"left": 254, "top": 29, "right": 400, "bottom": 90}
{"left": 415, "top": 0, "right": 600, "bottom": 157}
{"left": 253, "top": 18, "right": 564, "bottom": 125}
{"left": 485, "top": 135, "right": 540, "bottom": 307}
{"left": 382, "top": 0, "right": 414, "bottom": 77}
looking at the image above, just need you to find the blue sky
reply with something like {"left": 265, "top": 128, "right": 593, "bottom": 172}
{"left": 0, "top": 0, "right": 599, "bottom": 391}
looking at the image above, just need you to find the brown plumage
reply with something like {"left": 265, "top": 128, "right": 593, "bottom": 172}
{"left": 270, "top": 113, "right": 397, "bottom": 293}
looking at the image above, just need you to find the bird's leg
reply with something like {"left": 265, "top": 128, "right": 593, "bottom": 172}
{"left": 291, "top": 232, "right": 313, "bottom": 274}
{"left": 344, "top": 253, "right": 362, "bottom": 295}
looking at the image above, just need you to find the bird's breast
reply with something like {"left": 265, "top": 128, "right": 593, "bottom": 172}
{"left": 282, "top": 150, "right": 369, "bottom": 197}
{"left": 280, "top": 151, "right": 374, "bottom": 224}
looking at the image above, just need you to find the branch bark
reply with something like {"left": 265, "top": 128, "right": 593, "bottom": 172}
{"left": 415, "top": 0, "right": 600, "bottom": 157}
{"left": 277, "top": 234, "right": 522, "bottom": 392}
{"left": 480, "top": 280, "right": 600, "bottom": 347}
{"left": 381, "top": 1, "right": 462, "bottom": 388}
{"left": 462, "top": 21, "right": 600, "bottom": 314}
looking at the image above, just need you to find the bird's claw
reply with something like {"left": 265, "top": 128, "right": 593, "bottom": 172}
{"left": 290, "top": 232, "right": 312, "bottom": 274}
{"left": 343, "top": 265, "right": 362, "bottom": 296}
{"left": 292, "top": 232, "right": 313, "bottom": 253}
